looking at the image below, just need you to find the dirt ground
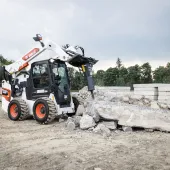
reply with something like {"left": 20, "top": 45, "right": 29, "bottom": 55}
{"left": 1, "top": 106, "right": 170, "bottom": 170}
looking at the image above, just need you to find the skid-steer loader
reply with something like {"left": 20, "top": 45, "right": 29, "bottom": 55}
{"left": 0, "top": 34, "right": 97, "bottom": 124}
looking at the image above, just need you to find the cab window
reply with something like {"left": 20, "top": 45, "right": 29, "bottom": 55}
{"left": 32, "top": 63, "right": 49, "bottom": 88}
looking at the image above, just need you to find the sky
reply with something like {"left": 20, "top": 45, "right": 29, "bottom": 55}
{"left": 0, "top": 0, "right": 170, "bottom": 71}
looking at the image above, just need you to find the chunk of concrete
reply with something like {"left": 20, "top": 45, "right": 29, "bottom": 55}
{"left": 143, "top": 98, "right": 151, "bottom": 105}
{"left": 80, "top": 115, "right": 96, "bottom": 130}
{"left": 158, "top": 102, "right": 168, "bottom": 109}
{"left": 59, "top": 118, "right": 65, "bottom": 123}
{"left": 122, "top": 96, "right": 129, "bottom": 103}
{"left": 73, "top": 116, "right": 82, "bottom": 127}
{"left": 88, "top": 127, "right": 94, "bottom": 131}
{"left": 151, "top": 101, "right": 159, "bottom": 109}
{"left": 67, "top": 121, "right": 76, "bottom": 131}
{"left": 95, "top": 103, "right": 119, "bottom": 120}
{"left": 94, "top": 168, "right": 102, "bottom": 170}
{"left": 122, "top": 126, "right": 133, "bottom": 132}
{"left": 85, "top": 103, "right": 100, "bottom": 123}
{"left": 130, "top": 94, "right": 144, "bottom": 101}
{"left": 101, "top": 121, "right": 117, "bottom": 130}
{"left": 93, "top": 124, "right": 111, "bottom": 137}
{"left": 168, "top": 104, "right": 170, "bottom": 109}
{"left": 76, "top": 105, "right": 85, "bottom": 116}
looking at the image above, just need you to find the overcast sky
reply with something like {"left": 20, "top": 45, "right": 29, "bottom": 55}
{"left": 0, "top": 0, "right": 170, "bottom": 71}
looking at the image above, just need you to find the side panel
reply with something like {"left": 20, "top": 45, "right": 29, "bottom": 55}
{"left": 2, "top": 81, "right": 12, "bottom": 113}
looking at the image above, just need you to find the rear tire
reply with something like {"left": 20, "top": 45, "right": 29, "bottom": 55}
{"left": 8, "top": 99, "right": 29, "bottom": 121}
{"left": 33, "top": 97, "right": 57, "bottom": 124}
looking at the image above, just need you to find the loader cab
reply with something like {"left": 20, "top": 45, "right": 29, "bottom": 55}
{"left": 26, "top": 59, "right": 71, "bottom": 107}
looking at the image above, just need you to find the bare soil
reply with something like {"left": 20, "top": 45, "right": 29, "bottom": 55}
{"left": 1, "top": 106, "right": 170, "bottom": 170}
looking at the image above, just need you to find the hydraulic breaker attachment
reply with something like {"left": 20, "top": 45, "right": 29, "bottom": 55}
{"left": 81, "top": 63, "right": 95, "bottom": 99}
{"left": 68, "top": 54, "right": 98, "bottom": 99}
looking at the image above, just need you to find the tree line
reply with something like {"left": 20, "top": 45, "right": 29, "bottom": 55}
{"left": 0, "top": 55, "right": 169, "bottom": 90}
{"left": 0, "top": 55, "right": 13, "bottom": 66}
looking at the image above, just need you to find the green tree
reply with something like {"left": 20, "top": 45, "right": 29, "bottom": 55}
{"left": 140, "top": 62, "right": 152, "bottom": 83}
{"left": 104, "top": 67, "right": 119, "bottom": 86}
{"left": 94, "top": 70, "right": 105, "bottom": 86}
{"left": 74, "top": 71, "right": 86, "bottom": 90}
{"left": 127, "top": 64, "right": 141, "bottom": 88}
{"left": 0, "top": 55, "right": 13, "bottom": 66}
{"left": 67, "top": 67, "right": 86, "bottom": 90}
{"left": 153, "top": 63, "right": 170, "bottom": 83}
{"left": 116, "top": 66, "right": 128, "bottom": 86}
{"left": 164, "top": 63, "right": 170, "bottom": 83}
{"left": 153, "top": 66, "right": 167, "bottom": 83}
{"left": 116, "top": 58, "right": 122, "bottom": 69}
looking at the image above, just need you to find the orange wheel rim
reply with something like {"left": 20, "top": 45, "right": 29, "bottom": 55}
{"left": 10, "top": 104, "right": 18, "bottom": 118}
{"left": 36, "top": 103, "right": 46, "bottom": 119}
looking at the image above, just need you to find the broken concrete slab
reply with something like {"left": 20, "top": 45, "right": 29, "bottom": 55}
{"left": 116, "top": 103, "right": 170, "bottom": 132}
{"left": 93, "top": 102, "right": 121, "bottom": 121}
{"left": 87, "top": 101, "right": 170, "bottom": 132}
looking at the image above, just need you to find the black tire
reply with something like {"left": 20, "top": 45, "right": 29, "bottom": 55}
{"left": 8, "top": 99, "right": 29, "bottom": 121}
{"left": 33, "top": 97, "right": 57, "bottom": 124}
{"left": 72, "top": 97, "right": 79, "bottom": 114}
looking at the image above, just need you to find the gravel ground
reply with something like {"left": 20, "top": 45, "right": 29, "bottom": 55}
{"left": 1, "top": 105, "right": 170, "bottom": 170}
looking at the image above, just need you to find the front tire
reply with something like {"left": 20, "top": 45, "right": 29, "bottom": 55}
{"left": 33, "top": 97, "right": 57, "bottom": 124}
{"left": 8, "top": 99, "right": 29, "bottom": 121}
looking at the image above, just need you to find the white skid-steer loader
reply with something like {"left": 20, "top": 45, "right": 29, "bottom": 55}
{"left": 0, "top": 34, "right": 98, "bottom": 124}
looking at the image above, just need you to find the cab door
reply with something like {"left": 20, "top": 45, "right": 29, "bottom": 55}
{"left": 52, "top": 61, "right": 71, "bottom": 107}
{"left": 26, "top": 61, "right": 52, "bottom": 100}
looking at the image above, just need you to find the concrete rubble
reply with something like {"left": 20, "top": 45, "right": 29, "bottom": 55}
{"left": 76, "top": 105, "right": 85, "bottom": 116}
{"left": 122, "top": 126, "right": 133, "bottom": 132}
{"left": 93, "top": 124, "right": 111, "bottom": 137}
{"left": 101, "top": 121, "right": 117, "bottom": 130}
{"left": 80, "top": 115, "right": 96, "bottom": 130}
{"left": 70, "top": 85, "right": 170, "bottom": 134}
{"left": 66, "top": 117, "right": 76, "bottom": 130}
